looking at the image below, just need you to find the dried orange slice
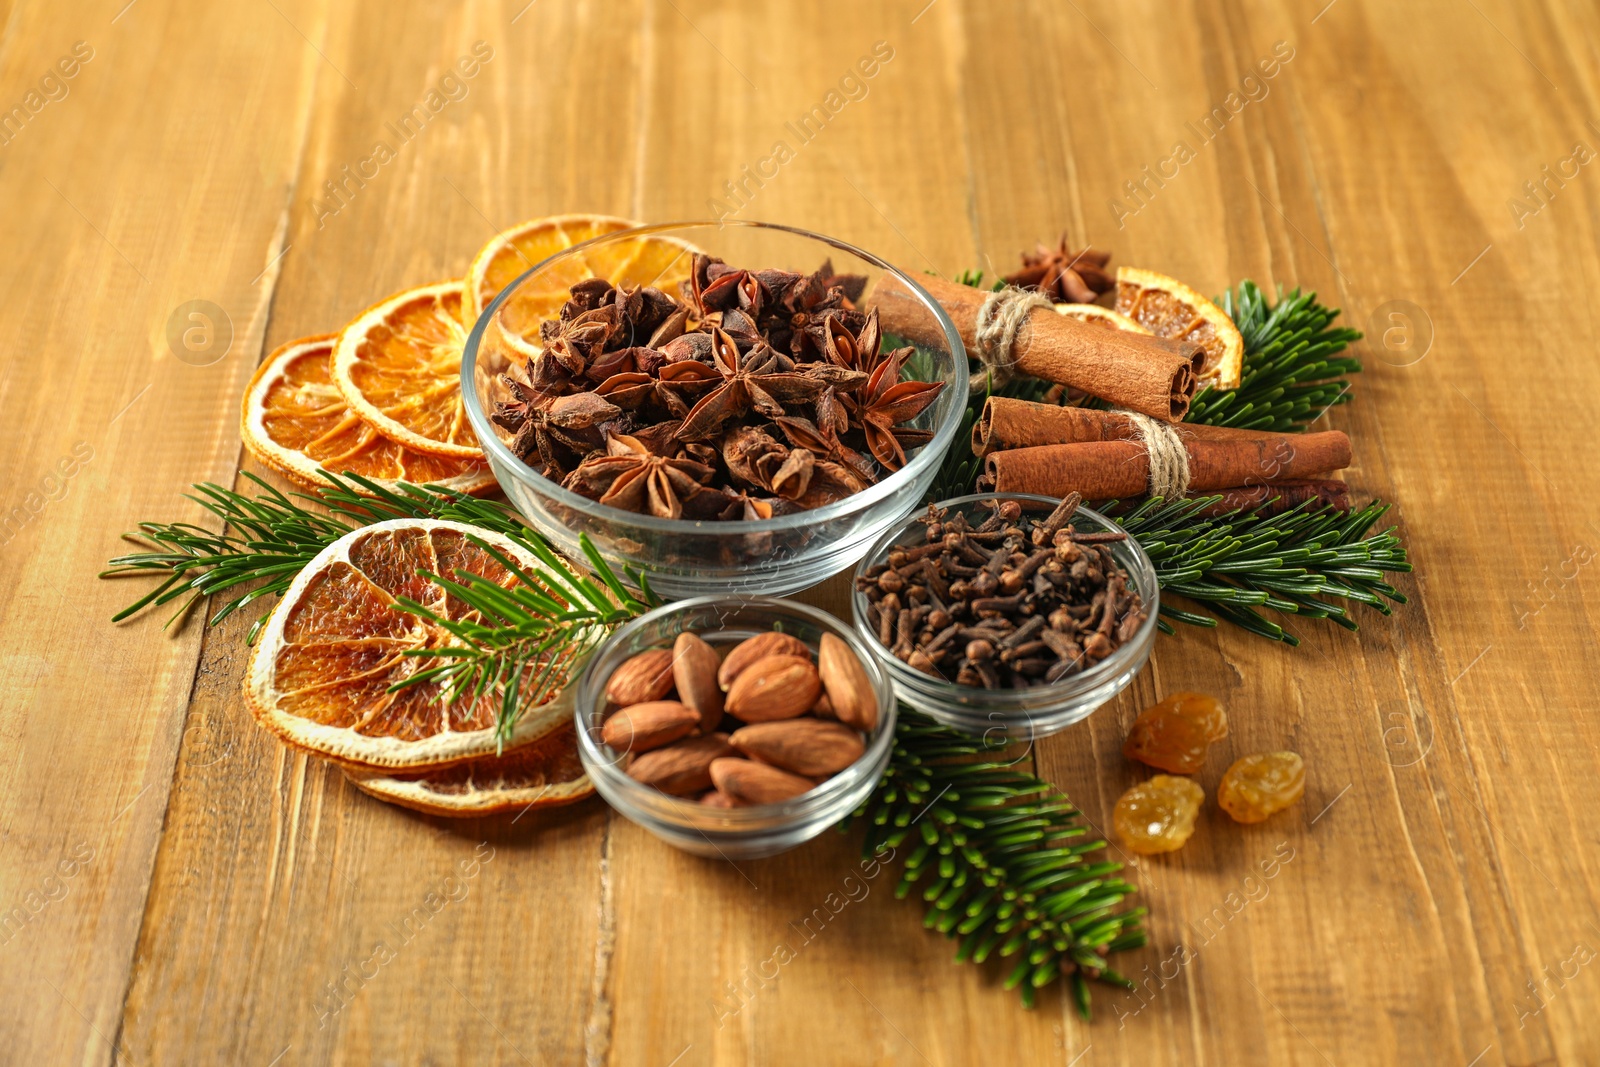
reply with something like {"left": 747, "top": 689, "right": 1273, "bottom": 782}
{"left": 242, "top": 335, "right": 496, "bottom": 494}
{"left": 466, "top": 215, "right": 697, "bottom": 348}
{"left": 1115, "top": 267, "right": 1244, "bottom": 390}
{"left": 464, "top": 214, "right": 639, "bottom": 326}
{"left": 1053, "top": 304, "right": 1151, "bottom": 334}
{"left": 245, "top": 518, "right": 582, "bottom": 770}
{"left": 345, "top": 721, "right": 593, "bottom": 816}
{"left": 331, "top": 281, "right": 482, "bottom": 459}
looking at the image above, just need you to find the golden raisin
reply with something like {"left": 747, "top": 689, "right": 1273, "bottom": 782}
{"left": 1113, "top": 775, "right": 1205, "bottom": 854}
{"left": 1123, "top": 707, "right": 1208, "bottom": 773}
{"left": 1122, "top": 691, "right": 1227, "bottom": 773}
{"left": 1165, "top": 691, "right": 1228, "bottom": 742}
{"left": 1217, "top": 751, "right": 1305, "bottom": 824}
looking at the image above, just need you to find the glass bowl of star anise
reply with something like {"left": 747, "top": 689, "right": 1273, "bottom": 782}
{"left": 461, "top": 221, "right": 967, "bottom": 598}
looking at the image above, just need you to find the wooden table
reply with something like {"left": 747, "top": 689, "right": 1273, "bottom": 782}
{"left": 5, "top": 1, "right": 1598, "bottom": 1063}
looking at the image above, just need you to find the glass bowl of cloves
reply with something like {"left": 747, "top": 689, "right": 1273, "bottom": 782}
{"left": 574, "top": 596, "right": 897, "bottom": 859}
{"left": 460, "top": 221, "right": 967, "bottom": 599}
{"left": 851, "top": 493, "right": 1160, "bottom": 739}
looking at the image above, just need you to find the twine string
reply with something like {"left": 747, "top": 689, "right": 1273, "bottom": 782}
{"left": 970, "top": 286, "right": 1053, "bottom": 392}
{"left": 1117, "top": 408, "right": 1190, "bottom": 499}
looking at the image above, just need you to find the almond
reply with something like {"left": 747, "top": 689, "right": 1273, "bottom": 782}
{"left": 812, "top": 692, "right": 837, "bottom": 720}
{"left": 724, "top": 654, "right": 820, "bottom": 722}
{"left": 818, "top": 633, "right": 878, "bottom": 732}
{"left": 698, "top": 788, "right": 744, "bottom": 808}
{"left": 730, "top": 720, "right": 865, "bottom": 776}
{"left": 627, "top": 733, "right": 734, "bottom": 795}
{"left": 709, "top": 757, "right": 815, "bottom": 804}
{"left": 717, "top": 631, "right": 811, "bottom": 690}
{"left": 601, "top": 701, "right": 698, "bottom": 754}
{"left": 605, "top": 648, "right": 676, "bottom": 706}
{"left": 673, "top": 632, "right": 723, "bottom": 732}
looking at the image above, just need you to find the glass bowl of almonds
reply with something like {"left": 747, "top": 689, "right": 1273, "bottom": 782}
{"left": 851, "top": 492, "right": 1160, "bottom": 739}
{"left": 460, "top": 221, "right": 966, "bottom": 599}
{"left": 575, "top": 596, "right": 897, "bottom": 859}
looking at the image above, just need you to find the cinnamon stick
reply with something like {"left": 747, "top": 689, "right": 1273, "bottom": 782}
{"left": 869, "top": 273, "right": 1203, "bottom": 422}
{"left": 981, "top": 432, "right": 1352, "bottom": 499}
{"left": 973, "top": 397, "right": 1281, "bottom": 457}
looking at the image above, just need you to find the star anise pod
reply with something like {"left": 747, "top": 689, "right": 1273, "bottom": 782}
{"left": 562, "top": 433, "right": 715, "bottom": 520}
{"left": 497, "top": 387, "right": 621, "bottom": 478}
{"left": 772, "top": 414, "right": 878, "bottom": 486}
{"left": 821, "top": 306, "right": 887, "bottom": 376}
{"left": 718, "top": 425, "right": 866, "bottom": 507}
{"left": 595, "top": 362, "right": 718, "bottom": 419}
{"left": 563, "top": 279, "right": 679, "bottom": 347}
{"left": 720, "top": 424, "right": 788, "bottom": 490}
{"left": 751, "top": 260, "right": 868, "bottom": 358}
{"left": 660, "top": 331, "right": 714, "bottom": 364}
{"left": 586, "top": 345, "right": 666, "bottom": 384}
{"left": 647, "top": 302, "right": 691, "bottom": 348}
{"left": 1003, "top": 235, "right": 1113, "bottom": 304}
{"left": 850, "top": 348, "right": 945, "bottom": 472}
{"left": 685, "top": 255, "right": 765, "bottom": 318}
{"left": 759, "top": 447, "right": 868, "bottom": 508}
{"left": 592, "top": 372, "right": 656, "bottom": 411}
{"left": 491, "top": 369, "right": 546, "bottom": 434}
{"left": 791, "top": 459, "right": 869, "bottom": 508}
{"left": 714, "top": 487, "right": 797, "bottom": 522}
{"left": 539, "top": 303, "right": 622, "bottom": 377}
{"left": 674, "top": 329, "right": 826, "bottom": 441}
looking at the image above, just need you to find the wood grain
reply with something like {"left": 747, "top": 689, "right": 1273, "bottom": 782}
{"left": 2, "top": 0, "right": 1598, "bottom": 1064}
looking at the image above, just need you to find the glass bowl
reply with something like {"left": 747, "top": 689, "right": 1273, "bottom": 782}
{"left": 851, "top": 493, "right": 1159, "bottom": 739}
{"left": 460, "top": 221, "right": 966, "bottom": 599}
{"left": 574, "top": 596, "right": 897, "bottom": 859}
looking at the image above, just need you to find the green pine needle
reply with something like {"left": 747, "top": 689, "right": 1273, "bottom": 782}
{"left": 102, "top": 471, "right": 660, "bottom": 740}
{"left": 845, "top": 709, "right": 1145, "bottom": 1018}
{"left": 393, "top": 534, "right": 655, "bottom": 745}
{"left": 1185, "top": 280, "right": 1363, "bottom": 433}
{"left": 1111, "top": 494, "right": 1409, "bottom": 644}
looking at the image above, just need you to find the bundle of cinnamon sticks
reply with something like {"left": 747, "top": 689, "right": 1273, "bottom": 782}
{"left": 972, "top": 397, "right": 1353, "bottom": 514}
{"left": 867, "top": 269, "right": 1353, "bottom": 515}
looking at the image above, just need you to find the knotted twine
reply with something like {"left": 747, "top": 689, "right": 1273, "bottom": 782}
{"left": 971, "top": 286, "right": 1052, "bottom": 393}
{"left": 1116, "top": 408, "right": 1191, "bottom": 500}
{"left": 973, "top": 286, "right": 1191, "bottom": 499}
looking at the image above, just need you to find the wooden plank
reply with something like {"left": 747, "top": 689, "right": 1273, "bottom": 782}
{"left": 114, "top": 1, "right": 653, "bottom": 1062}
{"left": 0, "top": 2, "right": 316, "bottom": 1062}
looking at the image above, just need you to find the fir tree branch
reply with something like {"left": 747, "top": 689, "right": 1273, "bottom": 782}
{"left": 846, "top": 708, "right": 1145, "bottom": 1017}
{"left": 393, "top": 535, "right": 656, "bottom": 745}
{"left": 102, "top": 472, "right": 661, "bottom": 741}
{"left": 100, "top": 470, "right": 649, "bottom": 642}
{"left": 1112, "top": 494, "right": 1410, "bottom": 644}
{"left": 1186, "top": 281, "right": 1363, "bottom": 433}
